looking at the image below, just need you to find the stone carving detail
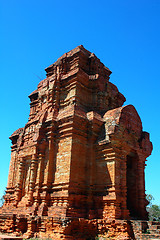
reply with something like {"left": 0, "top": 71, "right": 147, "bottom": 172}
{"left": 0, "top": 46, "right": 153, "bottom": 239}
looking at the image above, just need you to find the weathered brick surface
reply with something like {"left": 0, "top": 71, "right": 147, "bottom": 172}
{"left": 0, "top": 45, "right": 153, "bottom": 239}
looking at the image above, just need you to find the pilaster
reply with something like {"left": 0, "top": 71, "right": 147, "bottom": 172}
{"left": 15, "top": 157, "right": 24, "bottom": 205}
{"left": 27, "top": 154, "right": 38, "bottom": 206}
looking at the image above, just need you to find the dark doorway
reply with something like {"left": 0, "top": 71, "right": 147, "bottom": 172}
{"left": 126, "top": 152, "right": 139, "bottom": 218}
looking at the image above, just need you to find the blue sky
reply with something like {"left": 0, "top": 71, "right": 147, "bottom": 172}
{"left": 0, "top": 0, "right": 160, "bottom": 204}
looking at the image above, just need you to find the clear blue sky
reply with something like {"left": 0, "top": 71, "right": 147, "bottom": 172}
{"left": 0, "top": 0, "right": 160, "bottom": 204}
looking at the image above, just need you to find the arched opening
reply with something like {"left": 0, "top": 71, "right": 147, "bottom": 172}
{"left": 126, "top": 152, "right": 139, "bottom": 219}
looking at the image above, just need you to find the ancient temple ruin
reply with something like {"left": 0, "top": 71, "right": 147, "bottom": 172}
{"left": 0, "top": 46, "right": 152, "bottom": 239}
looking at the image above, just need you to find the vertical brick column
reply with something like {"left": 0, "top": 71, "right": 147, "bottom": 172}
{"left": 119, "top": 152, "right": 129, "bottom": 219}
{"left": 87, "top": 133, "right": 96, "bottom": 219}
{"left": 15, "top": 157, "right": 24, "bottom": 205}
{"left": 47, "top": 133, "right": 55, "bottom": 188}
{"left": 7, "top": 152, "right": 17, "bottom": 189}
{"left": 28, "top": 154, "right": 38, "bottom": 205}
{"left": 137, "top": 152, "right": 147, "bottom": 219}
{"left": 35, "top": 153, "right": 44, "bottom": 205}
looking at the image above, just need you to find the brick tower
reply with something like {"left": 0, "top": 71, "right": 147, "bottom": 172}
{"left": 0, "top": 46, "right": 152, "bottom": 239}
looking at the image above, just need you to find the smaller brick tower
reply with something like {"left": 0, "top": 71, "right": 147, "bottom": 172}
{"left": 0, "top": 46, "right": 152, "bottom": 239}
